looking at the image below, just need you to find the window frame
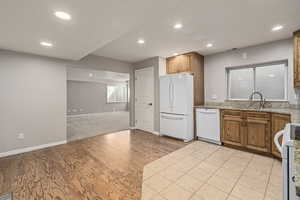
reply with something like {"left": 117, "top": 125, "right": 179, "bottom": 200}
{"left": 226, "top": 60, "right": 288, "bottom": 101}
{"left": 106, "top": 83, "right": 129, "bottom": 104}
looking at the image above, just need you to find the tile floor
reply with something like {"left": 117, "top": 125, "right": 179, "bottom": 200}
{"left": 141, "top": 141, "right": 282, "bottom": 200}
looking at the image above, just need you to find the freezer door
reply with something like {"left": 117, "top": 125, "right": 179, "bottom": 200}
{"left": 160, "top": 113, "right": 188, "bottom": 140}
{"left": 159, "top": 76, "right": 171, "bottom": 113}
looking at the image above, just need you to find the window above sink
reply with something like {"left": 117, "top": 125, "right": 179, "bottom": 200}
{"left": 226, "top": 60, "right": 288, "bottom": 101}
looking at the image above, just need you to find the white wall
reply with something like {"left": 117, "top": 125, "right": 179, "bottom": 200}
{"left": 0, "top": 50, "right": 67, "bottom": 153}
{"left": 204, "top": 39, "right": 300, "bottom": 105}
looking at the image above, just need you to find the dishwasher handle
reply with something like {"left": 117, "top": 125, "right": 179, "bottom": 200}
{"left": 197, "top": 109, "right": 218, "bottom": 114}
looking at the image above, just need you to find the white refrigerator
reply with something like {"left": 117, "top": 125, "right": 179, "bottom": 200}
{"left": 159, "top": 73, "right": 194, "bottom": 142}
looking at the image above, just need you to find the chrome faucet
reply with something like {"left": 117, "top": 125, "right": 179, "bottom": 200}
{"left": 249, "top": 91, "right": 266, "bottom": 109}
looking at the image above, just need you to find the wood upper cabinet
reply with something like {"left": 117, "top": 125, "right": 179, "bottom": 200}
{"left": 221, "top": 110, "right": 244, "bottom": 147}
{"left": 294, "top": 30, "right": 300, "bottom": 87}
{"left": 166, "top": 52, "right": 204, "bottom": 105}
{"left": 244, "top": 112, "right": 271, "bottom": 153}
{"left": 271, "top": 113, "right": 291, "bottom": 158}
{"left": 167, "top": 54, "right": 191, "bottom": 74}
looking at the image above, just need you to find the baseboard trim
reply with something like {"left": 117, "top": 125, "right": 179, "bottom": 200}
{"left": 0, "top": 140, "right": 67, "bottom": 158}
{"left": 152, "top": 131, "right": 160, "bottom": 135}
{"left": 129, "top": 126, "right": 137, "bottom": 130}
{"left": 129, "top": 127, "right": 160, "bottom": 136}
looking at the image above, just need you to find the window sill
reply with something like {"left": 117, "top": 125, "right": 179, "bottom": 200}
{"left": 226, "top": 99, "right": 288, "bottom": 102}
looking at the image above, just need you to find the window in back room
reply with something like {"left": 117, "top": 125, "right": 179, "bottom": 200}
{"left": 107, "top": 84, "right": 128, "bottom": 103}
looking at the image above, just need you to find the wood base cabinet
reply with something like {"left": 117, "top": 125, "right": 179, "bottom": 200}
{"left": 221, "top": 110, "right": 290, "bottom": 156}
{"left": 271, "top": 113, "right": 291, "bottom": 158}
{"left": 221, "top": 110, "right": 244, "bottom": 147}
{"left": 244, "top": 112, "right": 271, "bottom": 153}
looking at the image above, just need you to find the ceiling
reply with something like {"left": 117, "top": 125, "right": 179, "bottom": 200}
{"left": 1, "top": 0, "right": 300, "bottom": 62}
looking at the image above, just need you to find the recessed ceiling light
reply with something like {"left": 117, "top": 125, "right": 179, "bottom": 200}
{"left": 89, "top": 73, "right": 93, "bottom": 77}
{"left": 206, "top": 43, "right": 213, "bottom": 48}
{"left": 272, "top": 25, "right": 283, "bottom": 32}
{"left": 137, "top": 39, "right": 145, "bottom": 44}
{"left": 40, "top": 41, "right": 53, "bottom": 47}
{"left": 173, "top": 53, "right": 178, "bottom": 56}
{"left": 54, "top": 11, "right": 72, "bottom": 20}
{"left": 174, "top": 23, "right": 183, "bottom": 29}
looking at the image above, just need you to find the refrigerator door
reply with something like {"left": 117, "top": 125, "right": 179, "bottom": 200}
{"left": 171, "top": 74, "right": 193, "bottom": 115}
{"left": 159, "top": 76, "right": 171, "bottom": 113}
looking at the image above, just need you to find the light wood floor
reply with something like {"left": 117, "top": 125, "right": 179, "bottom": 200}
{"left": 0, "top": 130, "right": 186, "bottom": 200}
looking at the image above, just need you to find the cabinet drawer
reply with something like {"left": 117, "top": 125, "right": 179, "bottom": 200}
{"left": 245, "top": 111, "right": 270, "bottom": 119}
{"left": 221, "top": 110, "right": 243, "bottom": 117}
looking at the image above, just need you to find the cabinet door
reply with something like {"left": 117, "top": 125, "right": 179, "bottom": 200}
{"left": 178, "top": 54, "right": 191, "bottom": 72}
{"left": 271, "top": 114, "right": 290, "bottom": 158}
{"left": 245, "top": 115, "right": 271, "bottom": 153}
{"left": 166, "top": 57, "right": 177, "bottom": 74}
{"left": 166, "top": 55, "right": 191, "bottom": 74}
{"left": 294, "top": 31, "right": 300, "bottom": 87}
{"left": 222, "top": 114, "right": 243, "bottom": 147}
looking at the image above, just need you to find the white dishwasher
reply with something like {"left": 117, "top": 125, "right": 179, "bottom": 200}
{"left": 196, "top": 108, "right": 221, "bottom": 145}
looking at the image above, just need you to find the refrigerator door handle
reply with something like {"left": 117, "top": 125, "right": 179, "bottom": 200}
{"left": 168, "top": 80, "right": 171, "bottom": 107}
{"left": 171, "top": 79, "right": 175, "bottom": 107}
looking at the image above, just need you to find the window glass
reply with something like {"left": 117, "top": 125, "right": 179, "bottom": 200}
{"left": 107, "top": 84, "right": 128, "bottom": 103}
{"left": 227, "top": 61, "right": 287, "bottom": 101}
{"left": 228, "top": 68, "right": 254, "bottom": 99}
{"left": 255, "top": 64, "right": 286, "bottom": 100}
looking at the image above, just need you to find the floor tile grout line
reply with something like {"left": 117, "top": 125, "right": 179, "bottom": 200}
{"left": 142, "top": 142, "right": 208, "bottom": 197}
{"left": 160, "top": 147, "right": 219, "bottom": 195}
{"left": 185, "top": 146, "right": 235, "bottom": 200}
{"left": 152, "top": 143, "right": 222, "bottom": 199}
{"left": 224, "top": 153, "right": 255, "bottom": 200}
{"left": 262, "top": 158, "right": 275, "bottom": 200}
{"left": 147, "top": 144, "right": 248, "bottom": 200}
{"left": 142, "top": 142, "right": 279, "bottom": 200}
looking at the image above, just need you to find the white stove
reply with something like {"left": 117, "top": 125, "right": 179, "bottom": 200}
{"left": 274, "top": 123, "right": 300, "bottom": 200}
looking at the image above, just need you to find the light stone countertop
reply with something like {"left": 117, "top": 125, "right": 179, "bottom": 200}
{"left": 194, "top": 104, "right": 300, "bottom": 196}
{"left": 194, "top": 105, "right": 300, "bottom": 123}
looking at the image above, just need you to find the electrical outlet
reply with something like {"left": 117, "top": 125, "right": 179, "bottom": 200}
{"left": 17, "top": 133, "right": 24, "bottom": 140}
{"left": 211, "top": 94, "right": 217, "bottom": 100}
